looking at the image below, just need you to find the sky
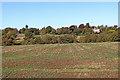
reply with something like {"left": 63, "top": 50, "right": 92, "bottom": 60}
{"left": 2, "top": 2, "right": 118, "bottom": 30}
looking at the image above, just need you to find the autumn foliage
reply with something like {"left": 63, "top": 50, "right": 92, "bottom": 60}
{"left": 2, "top": 23, "right": 119, "bottom": 46}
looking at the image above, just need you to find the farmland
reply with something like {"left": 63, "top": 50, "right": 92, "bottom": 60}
{"left": 2, "top": 42, "right": 119, "bottom": 78}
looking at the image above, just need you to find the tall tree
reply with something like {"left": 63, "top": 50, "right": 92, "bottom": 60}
{"left": 78, "top": 24, "right": 84, "bottom": 29}
{"left": 25, "top": 25, "right": 28, "bottom": 29}
{"left": 85, "top": 23, "right": 90, "bottom": 29}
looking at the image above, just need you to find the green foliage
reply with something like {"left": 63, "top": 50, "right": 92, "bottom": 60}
{"left": 28, "top": 28, "right": 40, "bottom": 35}
{"left": 24, "top": 30, "right": 33, "bottom": 39}
{"left": 82, "top": 29, "right": 87, "bottom": 34}
{"left": 2, "top": 23, "right": 119, "bottom": 46}
{"left": 22, "top": 38, "right": 35, "bottom": 45}
{"left": 2, "top": 27, "right": 18, "bottom": 35}
{"left": 51, "top": 36, "right": 58, "bottom": 44}
{"left": 19, "top": 28, "right": 26, "bottom": 34}
{"left": 108, "top": 31, "right": 119, "bottom": 42}
{"left": 85, "top": 23, "right": 90, "bottom": 29}
{"left": 50, "top": 29, "right": 56, "bottom": 34}
{"left": 40, "top": 29, "right": 47, "bottom": 35}
{"left": 108, "top": 30, "right": 115, "bottom": 33}
{"left": 63, "top": 29, "right": 71, "bottom": 34}
{"left": 21, "top": 30, "right": 34, "bottom": 45}
{"left": 46, "top": 26, "right": 53, "bottom": 33}
{"left": 58, "top": 34, "right": 77, "bottom": 43}
{"left": 56, "top": 28, "right": 63, "bottom": 35}
{"left": 79, "top": 31, "right": 119, "bottom": 43}
{"left": 2, "top": 31, "right": 17, "bottom": 46}
{"left": 41, "top": 35, "right": 53, "bottom": 44}
{"left": 73, "top": 29, "right": 82, "bottom": 35}
{"left": 69, "top": 25, "right": 77, "bottom": 32}
{"left": 34, "top": 37, "right": 44, "bottom": 44}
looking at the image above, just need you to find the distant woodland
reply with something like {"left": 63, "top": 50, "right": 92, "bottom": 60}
{"left": 2, "top": 23, "right": 120, "bottom": 46}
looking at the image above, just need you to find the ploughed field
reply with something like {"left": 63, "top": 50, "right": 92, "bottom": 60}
{"left": 2, "top": 42, "right": 118, "bottom": 78}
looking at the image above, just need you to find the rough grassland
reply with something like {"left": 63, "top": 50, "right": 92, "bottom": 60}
{"left": 2, "top": 42, "right": 119, "bottom": 78}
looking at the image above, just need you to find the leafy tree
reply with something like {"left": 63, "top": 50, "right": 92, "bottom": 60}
{"left": 51, "top": 36, "right": 58, "bottom": 44}
{"left": 85, "top": 23, "right": 90, "bottom": 29}
{"left": 41, "top": 35, "right": 53, "bottom": 44}
{"left": 46, "top": 26, "right": 53, "bottom": 33}
{"left": 63, "top": 29, "right": 71, "bottom": 34}
{"left": 73, "top": 29, "right": 82, "bottom": 35}
{"left": 78, "top": 24, "right": 84, "bottom": 29}
{"left": 25, "top": 25, "right": 28, "bottom": 29}
{"left": 56, "top": 28, "right": 63, "bottom": 35}
{"left": 58, "top": 34, "right": 77, "bottom": 43}
{"left": 2, "top": 27, "right": 18, "bottom": 35}
{"left": 22, "top": 30, "right": 34, "bottom": 45}
{"left": 113, "top": 25, "right": 117, "bottom": 30}
{"left": 34, "top": 37, "right": 44, "bottom": 44}
{"left": 69, "top": 25, "right": 77, "bottom": 32}
{"left": 108, "top": 31, "right": 119, "bottom": 42}
{"left": 40, "top": 28, "right": 47, "bottom": 35}
{"left": 2, "top": 31, "right": 17, "bottom": 46}
{"left": 87, "top": 28, "right": 93, "bottom": 34}
{"left": 28, "top": 28, "right": 40, "bottom": 35}
{"left": 50, "top": 29, "right": 56, "bottom": 34}
{"left": 24, "top": 30, "right": 33, "bottom": 39}
{"left": 19, "top": 28, "right": 26, "bottom": 34}
{"left": 82, "top": 29, "right": 87, "bottom": 34}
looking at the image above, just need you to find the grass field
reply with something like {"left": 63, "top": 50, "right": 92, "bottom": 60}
{"left": 2, "top": 42, "right": 119, "bottom": 78}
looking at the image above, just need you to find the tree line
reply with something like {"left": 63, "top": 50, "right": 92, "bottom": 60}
{"left": 2, "top": 23, "right": 120, "bottom": 46}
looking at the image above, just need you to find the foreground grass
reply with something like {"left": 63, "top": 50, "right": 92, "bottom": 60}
{"left": 2, "top": 42, "right": 119, "bottom": 78}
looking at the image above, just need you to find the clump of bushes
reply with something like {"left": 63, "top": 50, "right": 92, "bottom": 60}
{"left": 78, "top": 31, "right": 119, "bottom": 43}
{"left": 22, "top": 30, "right": 35, "bottom": 45}
{"left": 108, "top": 30, "right": 119, "bottom": 42}
{"left": 21, "top": 34, "right": 77, "bottom": 45}
{"left": 41, "top": 35, "right": 53, "bottom": 44}
{"left": 57, "top": 34, "right": 77, "bottom": 43}
{"left": 108, "top": 29, "right": 115, "bottom": 33}
{"left": 2, "top": 31, "right": 17, "bottom": 46}
{"left": 2, "top": 28, "right": 119, "bottom": 46}
{"left": 34, "top": 37, "right": 44, "bottom": 44}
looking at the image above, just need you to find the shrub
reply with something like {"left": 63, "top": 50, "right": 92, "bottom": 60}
{"left": 58, "top": 34, "right": 77, "bottom": 43}
{"left": 51, "top": 36, "right": 58, "bottom": 44}
{"left": 108, "top": 30, "right": 115, "bottom": 33}
{"left": 34, "top": 37, "right": 44, "bottom": 44}
{"left": 28, "top": 28, "right": 40, "bottom": 35}
{"left": 24, "top": 30, "right": 33, "bottom": 39}
{"left": 79, "top": 33, "right": 110, "bottom": 43}
{"left": 78, "top": 36, "right": 85, "bottom": 43}
{"left": 73, "top": 29, "right": 82, "bottom": 35}
{"left": 40, "top": 29, "right": 47, "bottom": 35}
{"left": 22, "top": 30, "right": 35, "bottom": 45}
{"left": 41, "top": 35, "right": 53, "bottom": 44}
{"left": 46, "top": 26, "right": 53, "bottom": 33}
{"left": 2, "top": 31, "right": 17, "bottom": 46}
{"left": 108, "top": 31, "right": 119, "bottom": 42}
{"left": 22, "top": 38, "right": 35, "bottom": 45}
